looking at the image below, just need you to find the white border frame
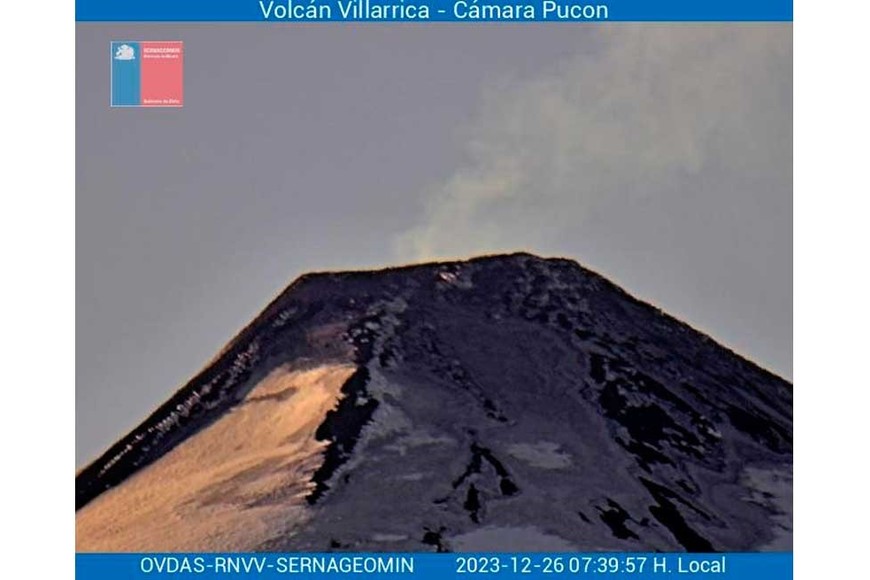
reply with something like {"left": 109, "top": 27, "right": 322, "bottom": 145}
{"left": 5, "top": 2, "right": 870, "bottom": 578}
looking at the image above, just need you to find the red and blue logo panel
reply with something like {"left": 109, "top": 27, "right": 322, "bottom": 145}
{"left": 111, "top": 41, "right": 183, "bottom": 107}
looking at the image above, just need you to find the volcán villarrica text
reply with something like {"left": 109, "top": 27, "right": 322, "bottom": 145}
{"left": 258, "top": 0, "right": 610, "bottom": 20}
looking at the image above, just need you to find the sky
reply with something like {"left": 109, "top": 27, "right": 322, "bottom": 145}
{"left": 77, "top": 24, "right": 792, "bottom": 466}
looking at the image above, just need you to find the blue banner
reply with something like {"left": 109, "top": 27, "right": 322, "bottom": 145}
{"left": 76, "top": 0, "right": 792, "bottom": 22}
{"left": 77, "top": 553, "right": 792, "bottom": 579}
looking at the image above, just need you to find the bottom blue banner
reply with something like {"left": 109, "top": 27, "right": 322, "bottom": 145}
{"left": 76, "top": 553, "right": 792, "bottom": 579}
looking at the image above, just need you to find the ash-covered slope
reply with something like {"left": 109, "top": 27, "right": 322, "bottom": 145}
{"left": 76, "top": 253, "right": 792, "bottom": 552}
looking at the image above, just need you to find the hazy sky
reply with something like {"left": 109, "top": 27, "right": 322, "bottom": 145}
{"left": 77, "top": 24, "right": 792, "bottom": 465}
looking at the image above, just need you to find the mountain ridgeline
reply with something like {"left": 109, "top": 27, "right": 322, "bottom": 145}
{"left": 75, "top": 253, "right": 792, "bottom": 552}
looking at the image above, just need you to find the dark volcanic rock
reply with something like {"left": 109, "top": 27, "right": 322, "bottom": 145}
{"left": 76, "top": 253, "right": 792, "bottom": 552}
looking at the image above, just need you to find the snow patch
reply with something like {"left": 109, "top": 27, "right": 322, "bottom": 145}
{"left": 507, "top": 442, "right": 572, "bottom": 469}
{"left": 450, "top": 526, "right": 578, "bottom": 551}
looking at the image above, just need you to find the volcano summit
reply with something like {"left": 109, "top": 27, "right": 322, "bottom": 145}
{"left": 75, "top": 253, "right": 792, "bottom": 552}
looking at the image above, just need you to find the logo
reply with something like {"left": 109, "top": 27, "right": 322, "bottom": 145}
{"left": 111, "top": 41, "right": 184, "bottom": 108}
{"left": 113, "top": 44, "right": 135, "bottom": 61}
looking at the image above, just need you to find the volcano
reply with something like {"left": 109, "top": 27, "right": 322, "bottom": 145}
{"left": 75, "top": 253, "right": 792, "bottom": 552}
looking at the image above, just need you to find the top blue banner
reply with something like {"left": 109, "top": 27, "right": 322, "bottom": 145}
{"left": 76, "top": 0, "right": 792, "bottom": 22}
